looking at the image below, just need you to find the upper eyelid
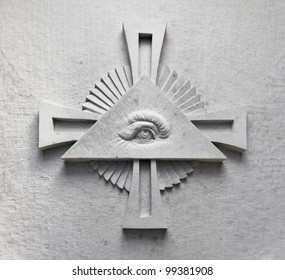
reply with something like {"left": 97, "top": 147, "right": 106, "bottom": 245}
{"left": 127, "top": 121, "right": 158, "bottom": 134}
{"left": 126, "top": 111, "right": 170, "bottom": 138}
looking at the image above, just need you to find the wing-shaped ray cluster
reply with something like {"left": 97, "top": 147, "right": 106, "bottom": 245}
{"left": 90, "top": 161, "right": 133, "bottom": 191}
{"left": 82, "top": 67, "right": 132, "bottom": 114}
{"left": 83, "top": 65, "right": 204, "bottom": 117}
{"left": 90, "top": 160, "right": 198, "bottom": 192}
{"left": 157, "top": 161, "right": 197, "bottom": 190}
{"left": 157, "top": 66, "right": 206, "bottom": 116}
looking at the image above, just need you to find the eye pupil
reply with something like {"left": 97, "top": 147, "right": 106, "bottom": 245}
{"left": 139, "top": 129, "right": 153, "bottom": 140}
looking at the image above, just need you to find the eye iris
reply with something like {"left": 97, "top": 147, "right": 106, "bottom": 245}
{"left": 139, "top": 129, "right": 153, "bottom": 140}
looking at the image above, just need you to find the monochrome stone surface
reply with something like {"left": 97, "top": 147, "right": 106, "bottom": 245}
{"left": 38, "top": 21, "right": 245, "bottom": 229}
{"left": 1, "top": 0, "right": 285, "bottom": 259}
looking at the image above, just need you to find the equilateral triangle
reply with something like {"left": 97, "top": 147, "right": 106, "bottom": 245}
{"left": 62, "top": 76, "right": 226, "bottom": 162}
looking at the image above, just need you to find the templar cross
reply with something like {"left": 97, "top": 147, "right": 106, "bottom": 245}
{"left": 39, "top": 22, "right": 247, "bottom": 229}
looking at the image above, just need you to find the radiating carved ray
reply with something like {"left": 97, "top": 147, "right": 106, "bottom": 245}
{"left": 123, "top": 164, "right": 133, "bottom": 191}
{"left": 187, "top": 109, "right": 207, "bottom": 116}
{"left": 179, "top": 161, "right": 194, "bottom": 174}
{"left": 191, "top": 161, "right": 200, "bottom": 169}
{"left": 157, "top": 66, "right": 171, "bottom": 88}
{"left": 123, "top": 66, "right": 133, "bottom": 87}
{"left": 171, "top": 162, "right": 187, "bottom": 180}
{"left": 110, "top": 161, "right": 126, "bottom": 185}
{"left": 174, "top": 87, "right": 197, "bottom": 106}
{"left": 157, "top": 171, "right": 165, "bottom": 190}
{"left": 90, "top": 161, "right": 101, "bottom": 171}
{"left": 86, "top": 94, "right": 110, "bottom": 111}
{"left": 116, "top": 67, "right": 130, "bottom": 91}
{"left": 90, "top": 88, "right": 113, "bottom": 107}
{"left": 165, "top": 76, "right": 185, "bottom": 98}
{"left": 162, "top": 70, "right": 178, "bottom": 94}
{"left": 178, "top": 94, "right": 201, "bottom": 111}
{"left": 101, "top": 76, "right": 121, "bottom": 100}
{"left": 103, "top": 162, "right": 119, "bottom": 181}
{"left": 82, "top": 102, "right": 106, "bottom": 114}
{"left": 171, "top": 80, "right": 191, "bottom": 102}
{"left": 108, "top": 70, "right": 126, "bottom": 96}
{"left": 163, "top": 162, "right": 180, "bottom": 185}
{"left": 157, "top": 162, "right": 173, "bottom": 188}
{"left": 87, "top": 93, "right": 111, "bottom": 112}
{"left": 97, "top": 162, "right": 110, "bottom": 176}
{"left": 95, "top": 82, "right": 117, "bottom": 104}
{"left": 116, "top": 162, "right": 131, "bottom": 190}
{"left": 182, "top": 101, "right": 205, "bottom": 114}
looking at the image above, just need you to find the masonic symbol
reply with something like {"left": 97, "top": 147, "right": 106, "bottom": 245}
{"left": 39, "top": 22, "right": 247, "bottom": 229}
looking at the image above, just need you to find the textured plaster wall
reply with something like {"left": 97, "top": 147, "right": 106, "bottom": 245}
{"left": 1, "top": 0, "right": 285, "bottom": 259}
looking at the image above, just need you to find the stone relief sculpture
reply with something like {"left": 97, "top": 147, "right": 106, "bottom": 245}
{"left": 39, "top": 22, "right": 247, "bottom": 229}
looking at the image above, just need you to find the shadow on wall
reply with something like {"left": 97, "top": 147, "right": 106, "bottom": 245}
{"left": 122, "top": 228, "right": 168, "bottom": 241}
{"left": 216, "top": 145, "right": 245, "bottom": 162}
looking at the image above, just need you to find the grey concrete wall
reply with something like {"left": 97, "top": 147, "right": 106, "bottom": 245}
{"left": 1, "top": 0, "right": 285, "bottom": 259}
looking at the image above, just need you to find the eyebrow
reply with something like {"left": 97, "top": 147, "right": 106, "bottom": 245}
{"left": 126, "top": 110, "right": 170, "bottom": 139}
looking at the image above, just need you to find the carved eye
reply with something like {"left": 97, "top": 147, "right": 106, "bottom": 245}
{"left": 118, "top": 121, "right": 158, "bottom": 143}
{"left": 117, "top": 110, "right": 170, "bottom": 144}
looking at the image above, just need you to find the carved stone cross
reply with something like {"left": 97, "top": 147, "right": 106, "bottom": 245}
{"left": 39, "top": 22, "right": 247, "bottom": 229}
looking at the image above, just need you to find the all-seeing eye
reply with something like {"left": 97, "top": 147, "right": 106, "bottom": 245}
{"left": 117, "top": 111, "right": 170, "bottom": 144}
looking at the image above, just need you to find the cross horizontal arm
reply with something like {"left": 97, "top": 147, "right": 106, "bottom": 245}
{"left": 188, "top": 108, "right": 247, "bottom": 152}
{"left": 39, "top": 101, "right": 99, "bottom": 150}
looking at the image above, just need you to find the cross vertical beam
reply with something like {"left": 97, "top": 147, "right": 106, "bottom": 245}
{"left": 123, "top": 160, "right": 167, "bottom": 229}
{"left": 123, "top": 21, "right": 167, "bottom": 83}
{"left": 122, "top": 22, "right": 168, "bottom": 229}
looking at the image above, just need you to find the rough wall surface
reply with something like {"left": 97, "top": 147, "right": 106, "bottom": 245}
{"left": 1, "top": 0, "right": 285, "bottom": 259}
